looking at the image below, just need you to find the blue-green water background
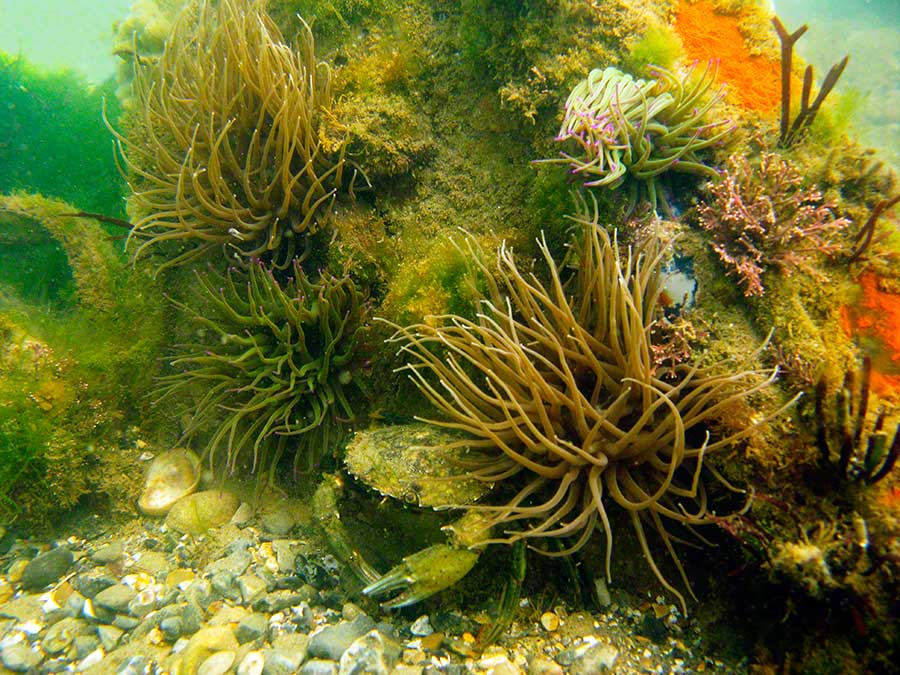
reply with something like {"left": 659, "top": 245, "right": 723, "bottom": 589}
{"left": 1, "top": 0, "right": 897, "bottom": 166}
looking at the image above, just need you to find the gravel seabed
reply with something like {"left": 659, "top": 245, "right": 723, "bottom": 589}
{"left": 0, "top": 490, "right": 748, "bottom": 675}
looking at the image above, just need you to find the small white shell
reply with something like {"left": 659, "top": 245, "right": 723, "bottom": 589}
{"left": 138, "top": 449, "right": 201, "bottom": 516}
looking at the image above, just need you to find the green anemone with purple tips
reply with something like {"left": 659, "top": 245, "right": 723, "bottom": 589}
{"left": 538, "top": 61, "right": 734, "bottom": 215}
{"left": 157, "top": 259, "right": 369, "bottom": 488}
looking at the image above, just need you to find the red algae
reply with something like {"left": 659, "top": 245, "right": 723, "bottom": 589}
{"left": 674, "top": 0, "right": 781, "bottom": 112}
{"left": 841, "top": 273, "right": 900, "bottom": 396}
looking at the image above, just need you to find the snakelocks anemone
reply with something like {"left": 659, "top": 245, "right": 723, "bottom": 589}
{"left": 539, "top": 62, "right": 734, "bottom": 215}
{"left": 388, "top": 204, "right": 794, "bottom": 610}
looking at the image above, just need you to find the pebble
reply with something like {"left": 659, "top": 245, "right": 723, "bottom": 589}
{"left": 128, "top": 587, "right": 161, "bottom": 617}
{"left": 339, "top": 630, "right": 397, "bottom": 675}
{"left": 271, "top": 540, "right": 297, "bottom": 572}
{"left": 570, "top": 642, "right": 618, "bottom": 675}
{"left": 72, "top": 571, "right": 117, "bottom": 598}
{"left": 41, "top": 616, "right": 88, "bottom": 654}
{"left": 73, "top": 634, "right": 101, "bottom": 658}
{"left": 206, "top": 550, "right": 252, "bottom": 578}
{"left": 166, "top": 568, "right": 196, "bottom": 588}
{"left": 91, "top": 541, "right": 125, "bottom": 564}
{"left": 308, "top": 615, "right": 376, "bottom": 661}
{"left": 478, "top": 651, "right": 521, "bottom": 675}
{"left": 237, "top": 650, "right": 265, "bottom": 675}
{"left": 236, "top": 612, "right": 268, "bottom": 643}
{"left": 230, "top": 502, "right": 254, "bottom": 526}
{"left": 260, "top": 509, "right": 295, "bottom": 536}
{"left": 238, "top": 573, "right": 268, "bottom": 604}
{"left": 135, "top": 550, "right": 173, "bottom": 578}
{"left": 116, "top": 655, "right": 152, "bottom": 675}
{"left": 20, "top": 547, "right": 73, "bottom": 590}
{"left": 7, "top": 559, "right": 28, "bottom": 583}
{"left": 527, "top": 654, "right": 563, "bottom": 675}
{"left": 94, "top": 583, "right": 138, "bottom": 613}
{"left": 160, "top": 615, "right": 185, "bottom": 642}
{"left": 1, "top": 642, "right": 43, "bottom": 672}
{"left": 197, "top": 650, "right": 236, "bottom": 675}
{"left": 78, "top": 646, "right": 106, "bottom": 670}
{"left": 166, "top": 490, "right": 240, "bottom": 534}
{"left": 300, "top": 660, "right": 340, "bottom": 675}
{"left": 180, "top": 626, "right": 240, "bottom": 675}
{"left": 269, "top": 632, "right": 309, "bottom": 670}
{"left": 410, "top": 615, "right": 433, "bottom": 637}
{"left": 97, "top": 623, "right": 125, "bottom": 650}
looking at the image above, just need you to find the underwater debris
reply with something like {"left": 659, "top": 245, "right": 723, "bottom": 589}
{"left": 156, "top": 259, "right": 369, "bottom": 488}
{"left": 537, "top": 61, "right": 734, "bottom": 215}
{"left": 110, "top": 0, "right": 363, "bottom": 271}
{"left": 772, "top": 16, "right": 849, "bottom": 148}
{"left": 695, "top": 151, "right": 851, "bottom": 296}
{"left": 387, "top": 205, "right": 794, "bottom": 612}
{"left": 815, "top": 357, "right": 900, "bottom": 485}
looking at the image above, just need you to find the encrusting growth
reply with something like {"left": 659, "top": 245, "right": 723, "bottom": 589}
{"left": 388, "top": 204, "right": 794, "bottom": 611}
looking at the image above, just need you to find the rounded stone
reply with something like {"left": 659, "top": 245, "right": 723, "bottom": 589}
{"left": 97, "top": 624, "right": 125, "bottom": 651}
{"left": 179, "top": 626, "right": 240, "bottom": 675}
{"left": 527, "top": 654, "right": 563, "bottom": 675}
{"left": 21, "top": 547, "right": 73, "bottom": 590}
{"left": 340, "top": 631, "right": 395, "bottom": 675}
{"left": 260, "top": 508, "right": 295, "bottom": 536}
{"left": 91, "top": 541, "right": 125, "bottom": 564}
{"left": 237, "top": 650, "right": 265, "bottom": 675}
{"left": 300, "top": 659, "right": 339, "bottom": 675}
{"left": 1, "top": 642, "right": 44, "bottom": 672}
{"left": 116, "top": 655, "right": 152, "bottom": 675}
{"left": 235, "top": 613, "right": 268, "bottom": 644}
{"left": 570, "top": 643, "right": 618, "bottom": 675}
{"left": 166, "top": 490, "right": 240, "bottom": 535}
{"left": 42, "top": 616, "right": 88, "bottom": 654}
{"left": 410, "top": 615, "right": 433, "bottom": 637}
{"left": 308, "top": 615, "right": 375, "bottom": 661}
{"left": 197, "top": 650, "right": 235, "bottom": 675}
{"left": 93, "top": 583, "right": 138, "bottom": 613}
{"left": 160, "top": 616, "right": 185, "bottom": 642}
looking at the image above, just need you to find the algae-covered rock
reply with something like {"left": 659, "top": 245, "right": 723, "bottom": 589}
{"left": 165, "top": 491, "right": 240, "bottom": 535}
{"left": 21, "top": 547, "right": 73, "bottom": 590}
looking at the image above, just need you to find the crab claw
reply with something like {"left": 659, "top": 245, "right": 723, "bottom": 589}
{"left": 363, "top": 544, "right": 480, "bottom": 609}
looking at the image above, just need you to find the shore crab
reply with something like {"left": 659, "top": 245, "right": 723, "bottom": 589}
{"left": 312, "top": 422, "right": 514, "bottom": 610}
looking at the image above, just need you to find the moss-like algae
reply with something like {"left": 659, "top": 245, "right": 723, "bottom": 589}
{"left": 0, "top": 194, "right": 165, "bottom": 527}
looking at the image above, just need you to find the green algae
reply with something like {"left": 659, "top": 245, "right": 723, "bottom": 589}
{"left": 0, "top": 55, "right": 126, "bottom": 218}
{"left": 0, "top": 195, "right": 165, "bottom": 527}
